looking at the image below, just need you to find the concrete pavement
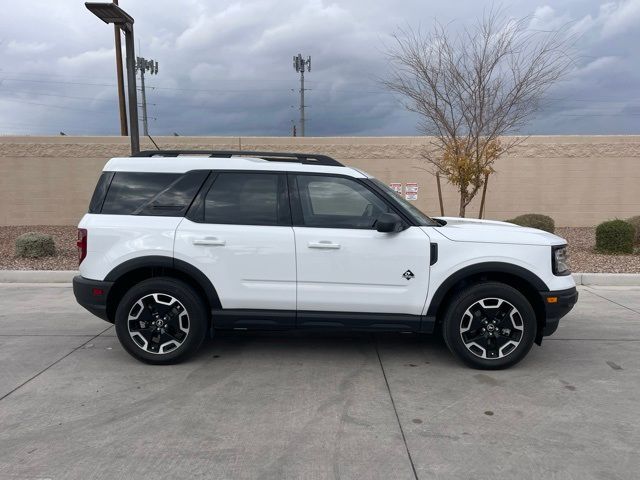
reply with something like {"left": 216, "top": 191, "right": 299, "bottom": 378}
{"left": 0, "top": 285, "right": 639, "bottom": 479}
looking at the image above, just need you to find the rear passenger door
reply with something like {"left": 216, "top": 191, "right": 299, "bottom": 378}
{"left": 174, "top": 171, "right": 296, "bottom": 327}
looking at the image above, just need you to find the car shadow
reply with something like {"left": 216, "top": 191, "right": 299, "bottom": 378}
{"left": 193, "top": 329, "right": 449, "bottom": 362}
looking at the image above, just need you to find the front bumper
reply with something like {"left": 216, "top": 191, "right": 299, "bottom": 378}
{"left": 72, "top": 275, "right": 114, "bottom": 322}
{"left": 539, "top": 287, "right": 579, "bottom": 337}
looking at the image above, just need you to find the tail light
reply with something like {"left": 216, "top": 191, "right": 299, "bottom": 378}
{"left": 77, "top": 229, "right": 87, "bottom": 265}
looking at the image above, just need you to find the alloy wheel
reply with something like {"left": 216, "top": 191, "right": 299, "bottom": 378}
{"left": 459, "top": 297, "right": 524, "bottom": 359}
{"left": 127, "top": 293, "right": 190, "bottom": 354}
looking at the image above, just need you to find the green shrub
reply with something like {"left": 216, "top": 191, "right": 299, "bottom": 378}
{"left": 15, "top": 232, "right": 56, "bottom": 258}
{"left": 506, "top": 214, "right": 555, "bottom": 233}
{"left": 595, "top": 220, "right": 634, "bottom": 254}
{"left": 627, "top": 215, "right": 640, "bottom": 244}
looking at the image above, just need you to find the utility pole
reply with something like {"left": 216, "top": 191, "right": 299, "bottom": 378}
{"left": 135, "top": 56, "right": 158, "bottom": 136}
{"left": 113, "top": 0, "right": 128, "bottom": 136}
{"left": 293, "top": 54, "right": 311, "bottom": 136}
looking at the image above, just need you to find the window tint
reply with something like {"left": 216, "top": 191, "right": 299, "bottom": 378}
{"left": 204, "top": 173, "right": 283, "bottom": 225}
{"left": 295, "top": 175, "right": 391, "bottom": 229}
{"left": 101, "top": 171, "right": 207, "bottom": 216}
{"left": 138, "top": 170, "right": 209, "bottom": 216}
{"left": 88, "top": 172, "right": 114, "bottom": 213}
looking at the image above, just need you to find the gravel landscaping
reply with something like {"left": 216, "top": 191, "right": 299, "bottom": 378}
{"left": 556, "top": 227, "right": 640, "bottom": 273}
{"left": 0, "top": 225, "right": 638, "bottom": 272}
{"left": 0, "top": 226, "right": 77, "bottom": 270}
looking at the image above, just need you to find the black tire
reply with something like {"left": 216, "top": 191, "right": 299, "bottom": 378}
{"left": 114, "top": 277, "right": 208, "bottom": 364}
{"left": 442, "top": 282, "right": 537, "bottom": 370}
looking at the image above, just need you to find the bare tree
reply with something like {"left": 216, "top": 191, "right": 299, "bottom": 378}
{"left": 384, "top": 9, "right": 573, "bottom": 217}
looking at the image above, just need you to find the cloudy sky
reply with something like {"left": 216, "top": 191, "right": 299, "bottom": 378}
{"left": 0, "top": 0, "right": 639, "bottom": 136}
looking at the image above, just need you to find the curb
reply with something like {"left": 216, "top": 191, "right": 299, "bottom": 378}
{"left": 574, "top": 273, "right": 640, "bottom": 287}
{"left": 0, "top": 270, "right": 78, "bottom": 283}
{"left": 0, "top": 270, "right": 639, "bottom": 286}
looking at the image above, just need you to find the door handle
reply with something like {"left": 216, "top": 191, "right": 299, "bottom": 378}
{"left": 193, "top": 237, "right": 226, "bottom": 246}
{"left": 308, "top": 241, "right": 341, "bottom": 249}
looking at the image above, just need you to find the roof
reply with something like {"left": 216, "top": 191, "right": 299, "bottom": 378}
{"left": 103, "top": 155, "right": 366, "bottom": 178}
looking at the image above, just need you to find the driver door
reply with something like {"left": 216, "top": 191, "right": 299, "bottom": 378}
{"left": 290, "top": 173, "right": 431, "bottom": 325}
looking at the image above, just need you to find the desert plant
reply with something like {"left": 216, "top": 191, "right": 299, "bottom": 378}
{"left": 627, "top": 215, "right": 640, "bottom": 243}
{"left": 15, "top": 232, "right": 56, "bottom": 258}
{"left": 595, "top": 220, "right": 634, "bottom": 254}
{"left": 506, "top": 214, "right": 555, "bottom": 233}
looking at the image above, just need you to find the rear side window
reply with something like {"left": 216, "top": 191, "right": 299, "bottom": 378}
{"left": 203, "top": 172, "right": 288, "bottom": 226}
{"left": 99, "top": 171, "right": 208, "bottom": 216}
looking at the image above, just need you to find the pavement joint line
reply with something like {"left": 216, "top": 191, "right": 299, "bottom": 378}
{"left": 0, "top": 334, "right": 101, "bottom": 337}
{"left": 545, "top": 338, "right": 640, "bottom": 341}
{"left": 0, "top": 325, "right": 112, "bottom": 403}
{"left": 374, "top": 338, "right": 419, "bottom": 480}
{"left": 583, "top": 286, "right": 640, "bottom": 316}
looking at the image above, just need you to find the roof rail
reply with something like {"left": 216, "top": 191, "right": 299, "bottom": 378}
{"left": 132, "top": 150, "right": 344, "bottom": 167}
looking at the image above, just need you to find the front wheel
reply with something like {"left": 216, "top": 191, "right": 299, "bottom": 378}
{"left": 442, "top": 282, "right": 537, "bottom": 369}
{"left": 114, "top": 277, "right": 208, "bottom": 364}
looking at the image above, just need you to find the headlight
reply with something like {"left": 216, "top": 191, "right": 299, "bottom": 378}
{"left": 552, "top": 245, "right": 570, "bottom": 276}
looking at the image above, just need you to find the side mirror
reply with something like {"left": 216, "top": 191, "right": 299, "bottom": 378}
{"left": 376, "top": 212, "right": 403, "bottom": 233}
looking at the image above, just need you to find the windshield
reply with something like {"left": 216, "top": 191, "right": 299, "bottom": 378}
{"left": 369, "top": 178, "right": 439, "bottom": 226}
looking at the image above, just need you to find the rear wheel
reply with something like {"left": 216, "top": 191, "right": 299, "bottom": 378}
{"left": 115, "top": 277, "right": 208, "bottom": 364}
{"left": 442, "top": 282, "right": 537, "bottom": 369}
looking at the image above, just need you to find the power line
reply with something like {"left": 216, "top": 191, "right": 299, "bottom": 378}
{"left": 556, "top": 113, "right": 640, "bottom": 117}
{"left": 0, "top": 77, "right": 117, "bottom": 87}
{"left": 0, "top": 69, "right": 117, "bottom": 82}
{"left": 4, "top": 75, "right": 638, "bottom": 103}
{"left": 0, "top": 90, "right": 117, "bottom": 102}
{"left": 0, "top": 97, "right": 117, "bottom": 113}
{"left": 1, "top": 98, "right": 636, "bottom": 121}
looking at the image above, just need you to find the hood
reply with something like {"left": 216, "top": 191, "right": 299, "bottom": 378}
{"left": 431, "top": 217, "right": 566, "bottom": 246}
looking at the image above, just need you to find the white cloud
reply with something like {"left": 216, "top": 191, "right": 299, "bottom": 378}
{"left": 57, "top": 48, "right": 115, "bottom": 70}
{"left": 176, "top": 2, "right": 268, "bottom": 50}
{"left": 529, "top": 5, "right": 566, "bottom": 31}
{"left": 5, "top": 40, "right": 51, "bottom": 54}
{"left": 600, "top": 0, "right": 640, "bottom": 37}
{"left": 575, "top": 56, "right": 621, "bottom": 75}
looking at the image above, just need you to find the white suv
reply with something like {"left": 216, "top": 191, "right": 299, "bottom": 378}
{"left": 73, "top": 150, "right": 577, "bottom": 369}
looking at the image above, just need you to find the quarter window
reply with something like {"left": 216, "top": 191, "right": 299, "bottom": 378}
{"left": 88, "top": 172, "right": 114, "bottom": 213}
{"left": 295, "top": 175, "right": 391, "bottom": 229}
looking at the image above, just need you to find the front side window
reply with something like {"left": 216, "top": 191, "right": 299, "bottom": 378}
{"left": 295, "top": 175, "right": 391, "bottom": 229}
{"left": 204, "top": 172, "right": 286, "bottom": 226}
{"left": 369, "top": 178, "right": 438, "bottom": 226}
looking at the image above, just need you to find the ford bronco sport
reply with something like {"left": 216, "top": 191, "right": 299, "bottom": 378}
{"left": 73, "top": 150, "right": 578, "bottom": 369}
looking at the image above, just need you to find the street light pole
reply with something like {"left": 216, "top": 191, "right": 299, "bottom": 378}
{"left": 113, "top": 0, "right": 128, "bottom": 136}
{"left": 85, "top": 2, "right": 140, "bottom": 155}
{"left": 124, "top": 27, "right": 140, "bottom": 154}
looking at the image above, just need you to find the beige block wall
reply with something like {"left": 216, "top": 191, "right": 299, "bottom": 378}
{"left": 0, "top": 135, "right": 638, "bottom": 226}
